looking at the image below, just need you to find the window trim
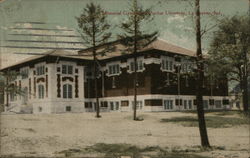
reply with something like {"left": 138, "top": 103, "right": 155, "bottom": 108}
{"left": 36, "top": 65, "right": 45, "bottom": 76}
{"left": 63, "top": 84, "right": 73, "bottom": 99}
{"left": 107, "top": 64, "right": 120, "bottom": 76}
{"left": 164, "top": 100, "right": 174, "bottom": 110}
{"left": 161, "top": 56, "right": 175, "bottom": 72}
{"left": 38, "top": 84, "right": 45, "bottom": 99}
{"left": 62, "top": 65, "right": 73, "bottom": 75}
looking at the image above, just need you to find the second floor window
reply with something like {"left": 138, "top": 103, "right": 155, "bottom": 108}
{"left": 63, "top": 84, "right": 72, "bottom": 99}
{"left": 21, "top": 68, "right": 29, "bottom": 79}
{"left": 38, "top": 85, "right": 44, "bottom": 99}
{"left": 108, "top": 64, "right": 120, "bottom": 75}
{"left": 62, "top": 65, "right": 73, "bottom": 74}
{"left": 37, "top": 66, "right": 45, "bottom": 76}
{"left": 130, "top": 60, "right": 143, "bottom": 72}
{"left": 162, "top": 57, "right": 174, "bottom": 71}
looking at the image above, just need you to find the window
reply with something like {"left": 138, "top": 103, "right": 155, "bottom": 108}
{"left": 184, "top": 100, "right": 188, "bottom": 109}
{"left": 101, "top": 101, "right": 108, "bottom": 108}
{"left": 63, "top": 84, "right": 72, "bottom": 98}
{"left": 66, "top": 106, "right": 71, "bottom": 112}
{"left": 38, "top": 107, "right": 42, "bottom": 112}
{"left": 215, "top": 100, "right": 222, "bottom": 108}
{"left": 21, "top": 68, "right": 29, "bottom": 79}
{"left": 132, "top": 101, "right": 143, "bottom": 109}
{"left": 108, "top": 64, "right": 120, "bottom": 75}
{"left": 110, "top": 101, "right": 119, "bottom": 111}
{"left": 164, "top": 100, "right": 173, "bottom": 110}
{"left": 38, "top": 85, "right": 44, "bottom": 99}
{"left": 85, "top": 102, "right": 93, "bottom": 108}
{"left": 188, "top": 100, "right": 192, "bottom": 109}
{"left": 130, "top": 60, "right": 143, "bottom": 72}
{"left": 121, "top": 100, "right": 129, "bottom": 107}
{"left": 175, "top": 99, "right": 182, "bottom": 106}
{"left": 209, "top": 99, "right": 214, "bottom": 105}
{"left": 36, "top": 66, "right": 45, "bottom": 76}
{"left": 203, "top": 100, "right": 208, "bottom": 109}
{"left": 223, "top": 99, "right": 229, "bottom": 105}
{"left": 10, "top": 93, "right": 16, "bottom": 101}
{"left": 180, "top": 59, "right": 194, "bottom": 73}
{"left": 162, "top": 57, "right": 174, "bottom": 71}
{"left": 62, "top": 65, "right": 73, "bottom": 74}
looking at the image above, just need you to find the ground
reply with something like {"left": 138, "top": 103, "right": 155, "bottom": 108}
{"left": 0, "top": 111, "right": 249, "bottom": 158}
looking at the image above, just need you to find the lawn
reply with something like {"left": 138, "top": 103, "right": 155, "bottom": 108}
{"left": 0, "top": 111, "right": 249, "bottom": 158}
{"left": 161, "top": 115, "right": 249, "bottom": 128}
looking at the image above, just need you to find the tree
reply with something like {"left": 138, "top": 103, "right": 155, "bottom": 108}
{"left": 119, "top": 0, "right": 158, "bottom": 120}
{"left": 76, "top": 3, "right": 112, "bottom": 118}
{"left": 0, "top": 70, "right": 24, "bottom": 111}
{"left": 208, "top": 15, "right": 250, "bottom": 112}
{"left": 194, "top": 0, "right": 211, "bottom": 148}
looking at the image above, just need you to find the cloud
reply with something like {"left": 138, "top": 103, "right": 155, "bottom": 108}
{"left": 160, "top": 30, "right": 195, "bottom": 50}
{"left": 167, "top": 15, "right": 186, "bottom": 24}
{"left": 1, "top": 26, "right": 8, "bottom": 30}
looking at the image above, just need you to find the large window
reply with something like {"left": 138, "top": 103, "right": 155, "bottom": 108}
{"left": 110, "top": 101, "right": 119, "bottom": 111}
{"left": 62, "top": 65, "right": 73, "bottom": 74}
{"left": 203, "top": 100, "right": 209, "bottom": 109}
{"left": 36, "top": 66, "right": 45, "bottom": 76}
{"left": 21, "top": 68, "right": 29, "bottom": 79}
{"left": 184, "top": 100, "right": 188, "bottom": 109}
{"left": 10, "top": 93, "right": 16, "bottom": 101}
{"left": 130, "top": 60, "right": 143, "bottom": 72}
{"left": 38, "top": 85, "right": 44, "bottom": 99}
{"left": 188, "top": 100, "right": 192, "bottom": 109}
{"left": 63, "top": 84, "right": 72, "bottom": 98}
{"left": 162, "top": 57, "right": 174, "bottom": 71}
{"left": 215, "top": 100, "right": 222, "bottom": 108}
{"left": 132, "top": 101, "right": 143, "bottom": 109}
{"left": 164, "top": 100, "right": 173, "bottom": 110}
{"left": 108, "top": 64, "right": 120, "bottom": 75}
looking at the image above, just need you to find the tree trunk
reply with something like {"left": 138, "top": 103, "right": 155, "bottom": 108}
{"left": 195, "top": 0, "right": 210, "bottom": 148}
{"left": 6, "top": 77, "right": 9, "bottom": 108}
{"left": 242, "top": 69, "right": 249, "bottom": 112}
{"left": 92, "top": 20, "right": 101, "bottom": 118}
{"left": 242, "top": 44, "right": 249, "bottom": 112}
{"left": 133, "top": 3, "right": 138, "bottom": 121}
{"left": 94, "top": 57, "right": 101, "bottom": 118}
{"left": 133, "top": 56, "right": 137, "bottom": 120}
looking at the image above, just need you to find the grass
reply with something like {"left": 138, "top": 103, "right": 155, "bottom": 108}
{"left": 58, "top": 143, "right": 211, "bottom": 158}
{"left": 161, "top": 116, "right": 249, "bottom": 128}
{"left": 84, "top": 143, "right": 161, "bottom": 157}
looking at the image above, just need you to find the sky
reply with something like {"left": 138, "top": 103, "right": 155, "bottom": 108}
{"left": 0, "top": 0, "right": 249, "bottom": 68}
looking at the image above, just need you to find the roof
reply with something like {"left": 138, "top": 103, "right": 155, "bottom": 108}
{"left": 1, "top": 39, "right": 196, "bottom": 70}
{"left": 0, "top": 50, "right": 91, "bottom": 71}
{"left": 78, "top": 38, "right": 196, "bottom": 59}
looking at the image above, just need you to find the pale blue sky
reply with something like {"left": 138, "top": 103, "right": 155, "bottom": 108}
{"left": 0, "top": 0, "right": 249, "bottom": 67}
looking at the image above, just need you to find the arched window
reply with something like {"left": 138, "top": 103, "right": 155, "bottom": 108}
{"left": 38, "top": 85, "right": 44, "bottom": 99}
{"left": 63, "top": 84, "right": 72, "bottom": 99}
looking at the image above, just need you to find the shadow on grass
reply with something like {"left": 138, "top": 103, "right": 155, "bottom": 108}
{"left": 58, "top": 143, "right": 211, "bottom": 158}
{"left": 161, "top": 116, "right": 248, "bottom": 128}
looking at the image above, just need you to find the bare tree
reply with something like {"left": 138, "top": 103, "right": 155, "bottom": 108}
{"left": 76, "top": 3, "right": 112, "bottom": 118}
{"left": 194, "top": 0, "right": 210, "bottom": 148}
{"left": 119, "top": 0, "right": 158, "bottom": 120}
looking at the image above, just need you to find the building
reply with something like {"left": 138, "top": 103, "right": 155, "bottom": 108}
{"left": 1, "top": 39, "right": 231, "bottom": 113}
